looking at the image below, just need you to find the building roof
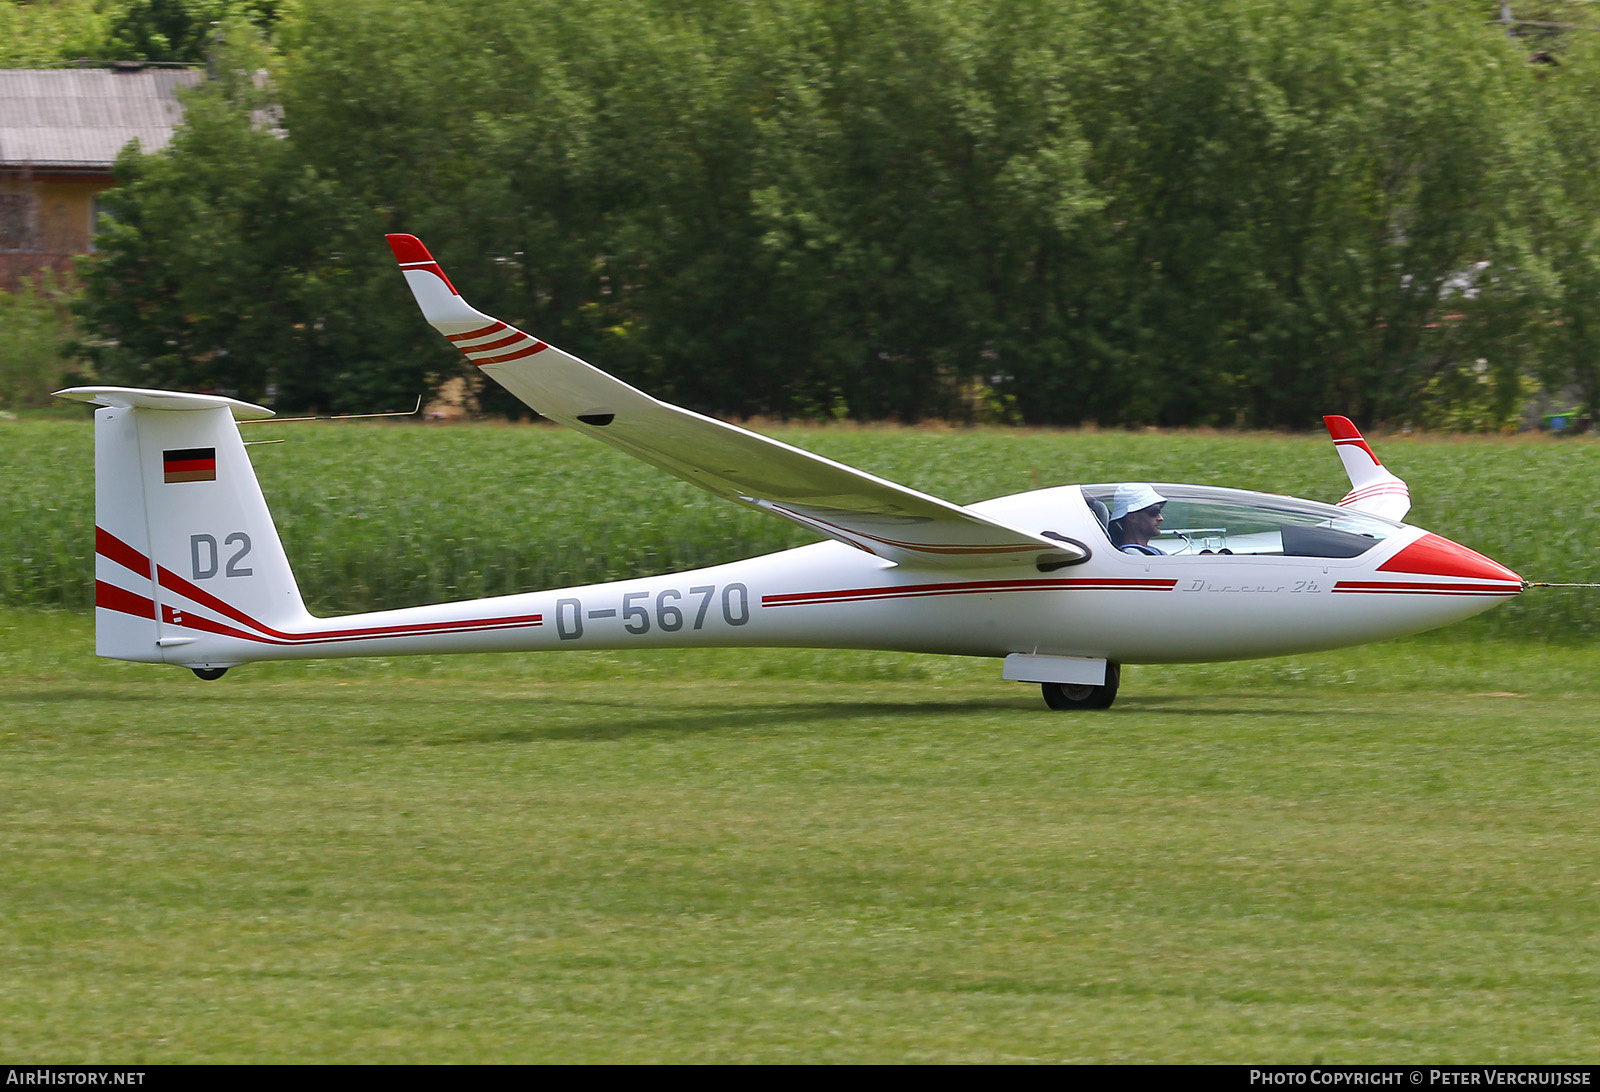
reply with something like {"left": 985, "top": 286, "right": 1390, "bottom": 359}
{"left": 0, "top": 67, "right": 202, "bottom": 173}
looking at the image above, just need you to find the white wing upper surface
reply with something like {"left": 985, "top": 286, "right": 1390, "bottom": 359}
{"left": 388, "top": 234, "right": 1084, "bottom": 570}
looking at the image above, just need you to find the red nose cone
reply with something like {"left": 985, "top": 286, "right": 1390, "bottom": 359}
{"left": 1379, "top": 533, "right": 1522, "bottom": 586}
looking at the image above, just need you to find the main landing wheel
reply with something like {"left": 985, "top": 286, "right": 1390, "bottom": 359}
{"left": 1041, "top": 663, "right": 1119, "bottom": 710}
{"left": 191, "top": 667, "right": 229, "bottom": 681}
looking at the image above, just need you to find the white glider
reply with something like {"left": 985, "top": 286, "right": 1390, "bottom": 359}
{"left": 55, "top": 236, "right": 1523, "bottom": 709}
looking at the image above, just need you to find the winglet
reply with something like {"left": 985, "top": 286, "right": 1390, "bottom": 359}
{"left": 1323, "top": 415, "right": 1411, "bottom": 521}
{"left": 386, "top": 233, "right": 459, "bottom": 295}
{"left": 386, "top": 233, "right": 491, "bottom": 332}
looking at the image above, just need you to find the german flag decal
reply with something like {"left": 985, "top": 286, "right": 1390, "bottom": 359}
{"left": 163, "top": 447, "right": 217, "bottom": 484}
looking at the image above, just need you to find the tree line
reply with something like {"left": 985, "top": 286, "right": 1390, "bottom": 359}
{"left": 12, "top": 0, "right": 1600, "bottom": 427}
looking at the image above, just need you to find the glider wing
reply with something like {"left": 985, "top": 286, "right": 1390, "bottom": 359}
{"left": 388, "top": 235, "right": 1085, "bottom": 570}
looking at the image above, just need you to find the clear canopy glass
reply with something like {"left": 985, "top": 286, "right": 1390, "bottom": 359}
{"left": 1081, "top": 484, "right": 1403, "bottom": 558}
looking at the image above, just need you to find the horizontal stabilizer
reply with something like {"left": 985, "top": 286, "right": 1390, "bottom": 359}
{"left": 56, "top": 386, "right": 275, "bottom": 420}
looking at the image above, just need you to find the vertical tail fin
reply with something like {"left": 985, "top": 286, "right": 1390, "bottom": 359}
{"left": 56, "top": 387, "right": 307, "bottom": 666}
{"left": 1323, "top": 415, "right": 1412, "bottom": 522}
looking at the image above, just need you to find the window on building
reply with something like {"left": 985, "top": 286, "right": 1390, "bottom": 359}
{"left": 0, "top": 193, "right": 37, "bottom": 251}
{"left": 89, "top": 192, "right": 114, "bottom": 252}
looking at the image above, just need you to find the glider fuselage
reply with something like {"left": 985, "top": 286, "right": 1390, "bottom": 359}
{"left": 92, "top": 479, "right": 1519, "bottom": 671}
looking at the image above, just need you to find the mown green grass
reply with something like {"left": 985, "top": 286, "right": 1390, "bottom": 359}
{"left": 3, "top": 416, "right": 1599, "bottom": 637}
{"left": 1, "top": 609, "right": 1597, "bottom": 1062}
{"left": 3, "top": 418, "right": 1597, "bottom": 1059}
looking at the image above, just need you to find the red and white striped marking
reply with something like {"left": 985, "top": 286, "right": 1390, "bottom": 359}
{"left": 388, "top": 233, "right": 461, "bottom": 295}
{"left": 763, "top": 577, "right": 1177, "bottom": 608}
{"left": 95, "top": 528, "right": 543, "bottom": 646}
{"left": 1338, "top": 481, "right": 1410, "bottom": 509}
{"left": 445, "top": 321, "right": 547, "bottom": 367}
{"left": 1323, "top": 416, "right": 1384, "bottom": 466}
{"left": 1332, "top": 580, "right": 1519, "bottom": 597}
{"left": 1330, "top": 532, "right": 1522, "bottom": 597}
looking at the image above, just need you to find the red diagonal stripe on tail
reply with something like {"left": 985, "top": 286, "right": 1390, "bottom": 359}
{"left": 95, "top": 580, "right": 156, "bottom": 619}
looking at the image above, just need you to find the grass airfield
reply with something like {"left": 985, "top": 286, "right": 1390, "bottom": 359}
{"left": 3, "top": 609, "right": 1597, "bottom": 1063}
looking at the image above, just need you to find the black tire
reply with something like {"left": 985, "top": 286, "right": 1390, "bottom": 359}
{"left": 1041, "top": 663, "right": 1119, "bottom": 710}
{"left": 191, "top": 667, "right": 228, "bottom": 681}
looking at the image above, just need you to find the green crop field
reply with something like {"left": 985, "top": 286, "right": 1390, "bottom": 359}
{"left": 4, "top": 415, "right": 1599, "bottom": 632}
{"left": 2, "top": 417, "right": 1598, "bottom": 1061}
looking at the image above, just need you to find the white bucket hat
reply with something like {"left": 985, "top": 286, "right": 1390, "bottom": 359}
{"left": 1110, "top": 483, "right": 1167, "bottom": 522}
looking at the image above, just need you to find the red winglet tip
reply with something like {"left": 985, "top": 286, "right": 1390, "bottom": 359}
{"left": 386, "top": 234, "right": 460, "bottom": 295}
{"left": 386, "top": 233, "right": 435, "bottom": 265}
{"left": 1323, "top": 415, "right": 1362, "bottom": 442}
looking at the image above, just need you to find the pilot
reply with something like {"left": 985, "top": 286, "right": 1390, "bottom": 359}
{"left": 1108, "top": 484, "right": 1167, "bottom": 555}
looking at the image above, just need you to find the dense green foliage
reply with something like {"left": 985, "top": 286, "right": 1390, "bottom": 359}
{"left": 4, "top": 417, "right": 1596, "bottom": 639}
{"left": 0, "top": 0, "right": 107, "bottom": 65}
{"left": 0, "top": 272, "right": 85, "bottom": 408}
{"left": 4, "top": 610, "right": 1600, "bottom": 1061}
{"left": 103, "top": 0, "right": 288, "bottom": 64}
{"left": 57, "top": 0, "right": 1600, "bottom": 426}
{"left": 0, "top": 0, "right": 288, "bottom": 65}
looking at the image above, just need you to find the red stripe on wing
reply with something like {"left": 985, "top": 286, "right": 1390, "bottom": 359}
{"left": 460, "top": 331, "right": 529, "bottom": 353}
{"left": 447, "top": 321, "right": 508, "bottom": 343}
{"left": 469, "top": 342, "right": 547, "bottom": 366}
